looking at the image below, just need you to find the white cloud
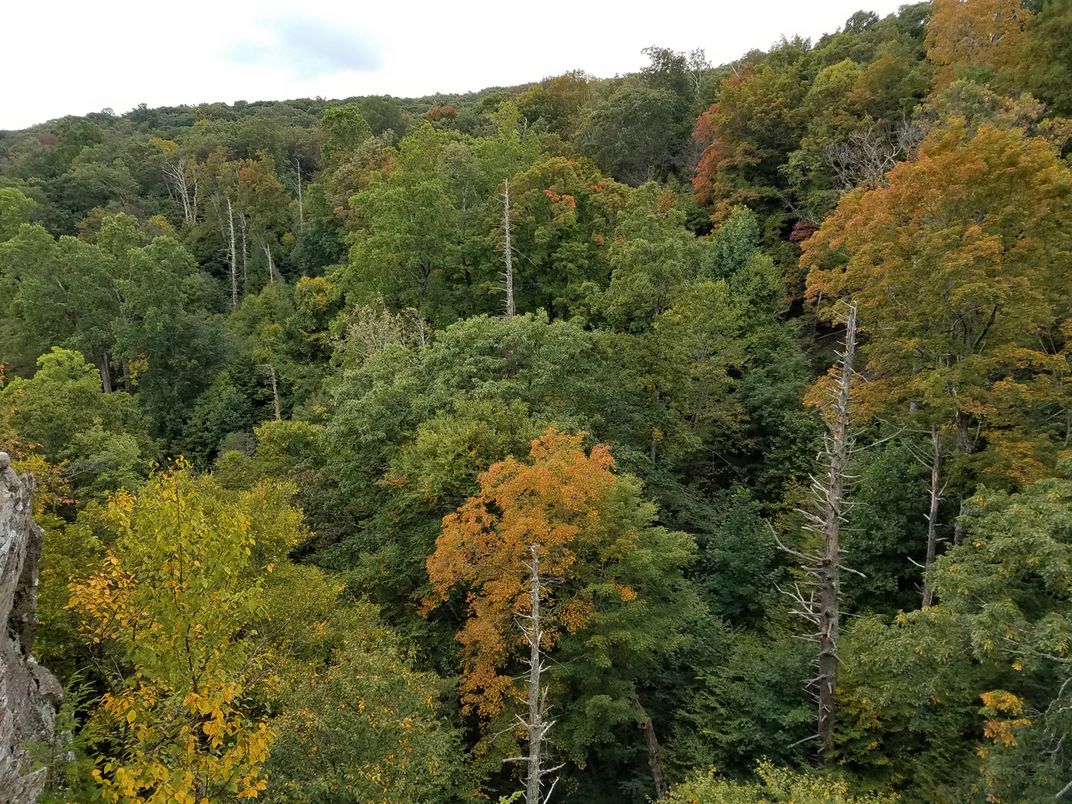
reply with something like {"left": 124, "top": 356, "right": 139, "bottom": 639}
{"left": 1, "top": 0, "right": 909, "bottom": 130}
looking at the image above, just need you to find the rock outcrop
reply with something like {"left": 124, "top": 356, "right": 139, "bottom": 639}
{"left": 0, "top": 454, "right": 61, "bottom": 802}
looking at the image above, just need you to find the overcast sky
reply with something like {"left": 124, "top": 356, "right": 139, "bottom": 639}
{"left": 2, "top": 0, "right": 908, "bottom": 131}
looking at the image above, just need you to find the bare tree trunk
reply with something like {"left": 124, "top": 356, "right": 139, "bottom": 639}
{"left": 191, "top": 172, "right": 200, "bottom": 221}
{"left": 96, "top": 350, "right": 112, "bottom": 393}
{"left": 953, "top": 501, "right": 967, "bottom": 546}
{"left": 630, "top": 692, "right": 669, "bottom": 800}
{"left": 516, "top": 545, "right": 559, "bottom": 804}
{"left": 921, "top": 426, "right": 944, "bottom": 608}
{"left": 814, "top": 302, "right": 857, "bottom": 761}
{"left": 502, "top": 178, "right": 515, "bottom": 318}
{"left": 294, "top": 157, "right": 304, "bottom": 233}
{"left": 265, "top": 364, "right": 281, "bottom": 421}
{"left": 262, "top": 239, "right": 276, "bottom": 285}
{"left": 774, "top": 303, "right": 859, "bottom": 764}
{"left": 163, "top": 159, "right": 194, "bottom": 223}
{"left": 226, "top": 197, "right": 238, "bottom": 309}
{"left": 239, "top": 213, "right": 248, "bottom": 290}
{"left": 526, "top": 545, "right": 546, "bottom": 804}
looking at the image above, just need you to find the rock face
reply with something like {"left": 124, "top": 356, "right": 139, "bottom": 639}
{"left": 0, "top": 456, "right": 62, "bottom": 802}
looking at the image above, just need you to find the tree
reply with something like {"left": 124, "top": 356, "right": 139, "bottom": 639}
{"left": 835, "top": 476, "right": 1072, "bottom": 799}
{"left": 774, "top": 304, "right": 859, "bottom": 762}
{"left": 0, "top": 348, "right": 153, "bottom": 497}
{"left": 667, "top": 761, "right": 896, "bottom": 803}
{"left": 925, "top": 477, "right": 1072, "bottom": 798}
{"left": 803, "top": 120, "right": 1072, "bottom": 530}
{"left": 691, "top": 51, "right": 808, "bottom": 220}
{"left": 599, "top": 183, "right": 711, "bottom": 332}
{"left": 0, "top": 223, "right": 120, "bottom": 385}
{"left": 320, "top": 104, "right": 373, "bottom": 167}
{"left": 424, "top": 428, "right": 697, "bottom": 797}
{"left": 112, "top": 236, "right": 225, "bottom": 443}
{"left": 926, "top": 0, "right": 1031, "bottom": 89}
{"left": 68, "top": 466, "right": 304, "bottom": 801}
{"left": 336, "top": 124, "right": 465, "bottom": 323}
{"left": 578, "top": 81, "right": 688, "bottom": 185}
{"left": 261, "top": 567, "right": 464, "bottom": 803}
{"left": 0, "top": 187, "right": 36, "bottom": 240}
{"left": 1020, "top": 0, "right": 1072, "bottom": 115}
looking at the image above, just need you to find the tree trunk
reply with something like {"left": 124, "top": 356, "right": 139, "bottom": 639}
{"left": 295, "top": 158, "right": 304, "bottom": 233}
{"left": 262, "top": 239, "right": 276, "bottom": 285}
{"left": 816, "top": 302, "right": 857, "bottom": 761}
{"left": 525, "top": 544, "right": 545, "bottom": 804}
{"left": 226, "top": 197, "right": 238, "bottom": 309}
{"left": 630, "top": 692, "right": 669, "bottom": 800}
{"left": 921, "top": 426, "right": 943, "bottom": 608}
{"left": 266, "top": 364, "right": 281, "bottom": 421}
{"left": 96, "top": 350, "right": 113, "bottom": 394}
{"left": 502, "top": 178, "right": 515, "bottom": 318}
{"left": 239, "top": 212, "right": 248, "bottom": 290}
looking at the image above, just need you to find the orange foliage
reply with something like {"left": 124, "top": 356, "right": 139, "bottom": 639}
{"left": 424, "top": 428, "right": 624, "bottom": 718}
{"left": 926, "top": 0, "right": 1031, "bottom": 89}
{"left": 802, "top": 120, "right": 1072, "bottom": 483}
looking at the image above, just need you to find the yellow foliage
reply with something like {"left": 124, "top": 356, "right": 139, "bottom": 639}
{"left": 68, "top": 466, "right": 305, "bottom": 800}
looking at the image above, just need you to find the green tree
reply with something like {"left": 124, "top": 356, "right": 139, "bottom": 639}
{"left": 0, "top": 348, "right": 153, "bottom": 496}
{"left": 263, "top": 569, "right": 464, "bottom": 802}
{"left": 113, "top": 236, "right": 226, "bottom": 443}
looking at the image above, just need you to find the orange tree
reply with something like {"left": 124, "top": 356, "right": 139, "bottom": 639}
{"left": 925, "top": 0, "right": 1031, "bottom": 90}
{"left": 803, "top": 119, "right": 1072, "bottom": 492}
{"left": 423, "top": 427, "right": 698, "bottom": 785}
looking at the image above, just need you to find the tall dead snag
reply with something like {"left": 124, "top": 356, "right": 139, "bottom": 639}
{"left": 261, "top": 364, "right": 282, "bottom": 421}
{"left": 502, "top": 178, "right": 516, "bottom": 319}
{"left": 921, "top": 426, "right": 946, "bottom": 608}
{"left": 162, "top": 157, "right": 199, "bottom": 224}
{"left": 630, "top": 692, "right": 669, "bottom": 799}
{"left": 774, "top": 302, "right": 860, "bottom": 762}
{"left": 225, "top": 196, "right": 238, "bottom": 309}
{"left": 294, "top": 157, "right": 304, "bottom": 233}
{"left": 518, "top": 545, "right": 559, "bottom": 804}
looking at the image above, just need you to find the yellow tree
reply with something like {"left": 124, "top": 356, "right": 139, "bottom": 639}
{"left": 69, "top": 464, "right": 305, "bottom": 802}
{"left": 926, "top": 0, "right": 1032, "bottom": 89}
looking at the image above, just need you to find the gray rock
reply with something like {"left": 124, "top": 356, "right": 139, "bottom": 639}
{"left": 0, "top": 458, "right": 61, "bottom": 803}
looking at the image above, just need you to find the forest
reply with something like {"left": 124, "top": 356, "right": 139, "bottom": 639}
{"left": 1, "top": 0, "right": 1071, "bottom": 800}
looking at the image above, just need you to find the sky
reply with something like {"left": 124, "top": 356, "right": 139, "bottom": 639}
{"left": 2, "top": 0, "right": 908, "bottom": 131}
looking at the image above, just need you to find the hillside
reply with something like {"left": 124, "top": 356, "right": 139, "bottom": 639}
{"left": 1, "top": 1, "right": 1071, "bottom": 801}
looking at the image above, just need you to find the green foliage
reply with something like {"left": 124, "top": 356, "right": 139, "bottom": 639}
{"left": 670, "top": 631, "right": 813, "bottom": 777}
{"left": 666, "top": 760, "right": 897, "bottom": 803}
{"left": 68, "top": 467, "right": 304, "bottom": 800}
{"left": 262, "top": 568, "right": 465, "bottom": 802}
{"left": 320, "top": 104, "right": 373, "bottom": 167}
{"left": 0, "top": 187, "right": 36, "bottom": 240}
{"left": 0, "top": 348, "right": 154, "bottom": 496}
{"left": 5, "top": 10, "right": 1070, "bottom": 802}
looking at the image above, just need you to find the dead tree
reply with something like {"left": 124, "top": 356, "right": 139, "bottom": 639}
{"left": 163, "top": 157, "right": 199, "bottom": 224}
{"left": 511, "top": 545, "right": 561, "bottom": 804}
{"left": 630, "top": 692, "right": 669, "bottom": 799}
{"left": 773, "top": 302, "right": 860, "bottom": 762}
{"left": 921, "top": 426, "right": 946, "bottom": 608}
{"left": 225, "top": 197, "right": 238, "bottom": 309}
{"left": 294, "top": 157, "right": 304, "bottom": 233}
{"left": 261, "top": 364, "right": 282, "bottom": 421}
{"left": 239, "top": 212, "right": 249, "bottom": 289}
{"left": 261, "top": 238, "right": 276, "bottom": 285}
{"left": 502, "top": 178, "right": 516, "bottom": 319}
